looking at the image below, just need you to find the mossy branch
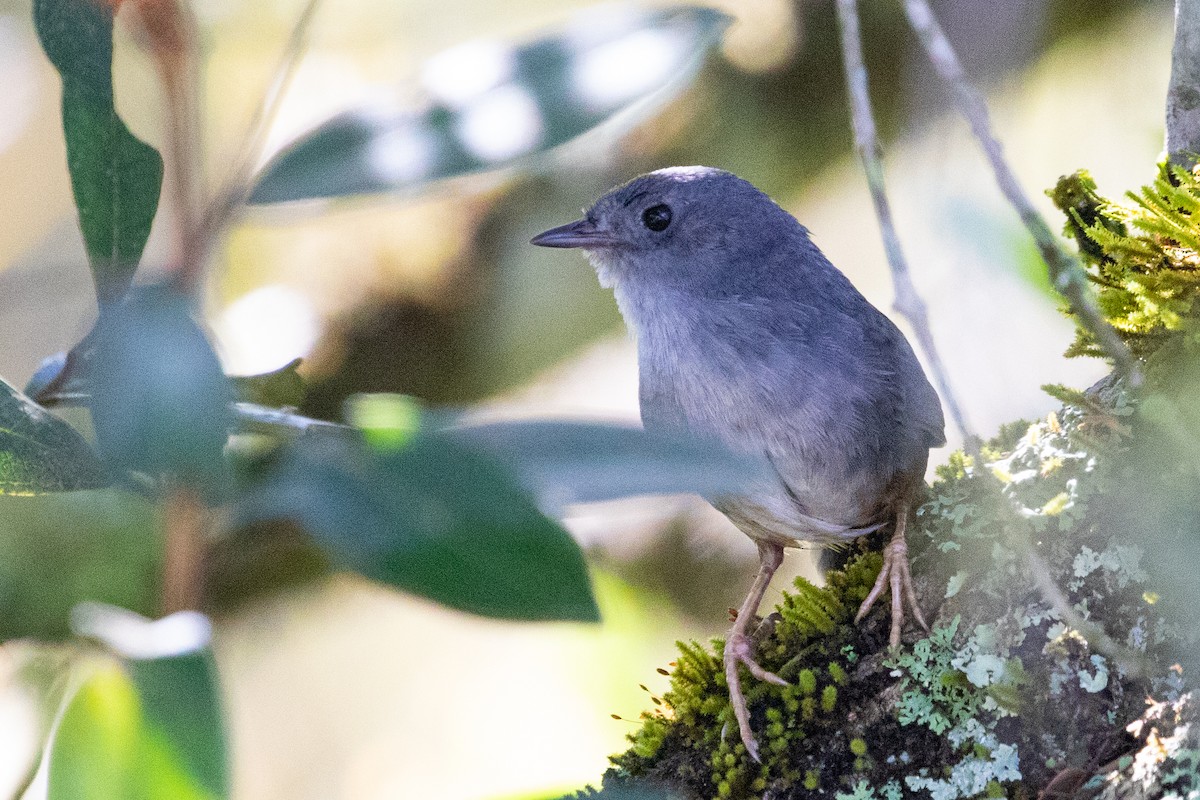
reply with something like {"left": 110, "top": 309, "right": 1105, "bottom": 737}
{"left": 590, "top": 164, "right": 1200, "bottom": 799}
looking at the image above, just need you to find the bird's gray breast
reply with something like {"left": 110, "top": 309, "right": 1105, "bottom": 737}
{"left": 620, "top": 284, "right": 920, "bottom": 546}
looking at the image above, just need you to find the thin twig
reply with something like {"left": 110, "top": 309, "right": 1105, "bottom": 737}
{"left": 161, "top": 486, "right": 207, "bottom": 614}
{"left": 833, "top": 0, "right": 975, "bottom": 448}
{"left": 896, "top": 0, "right": 1167, "bottom": 670}
{"left": 190, "top": 0, "right": 325, "bottom": 282}
{"left": 899, "top": 0, "right": 1142, "bottom": 387}
{"left": 131, "top": 0, "right": 204, "bottom": 287}
{"left": 836, "top": 0, "right": 1150, "bottom": 675}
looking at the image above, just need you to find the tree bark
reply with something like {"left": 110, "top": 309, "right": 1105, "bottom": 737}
{"left": 1167, "top": 0, "right": 1200, "bottom": 163}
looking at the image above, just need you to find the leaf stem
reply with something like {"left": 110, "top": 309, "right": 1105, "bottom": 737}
{"left": 190, "top": 0, "right": 325, "bottom": 285}
{"left": 129, "top": 0, "right": 204, "bottom": 290}
{"left": 162, "top": 485, "right": 207, "bottom": 615}
{"left": 129, "top": 0, "right": 323, "bottom": 295}
{"left": 232, "top": 401, "right": 346, "bottom": 434}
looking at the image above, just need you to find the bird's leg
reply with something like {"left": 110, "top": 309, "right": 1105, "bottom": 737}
{"left": 854, "top": 508, "right": 928, "bottom": 647}
{"left": 724, "top": 540, "right": 788, "bottom": 762}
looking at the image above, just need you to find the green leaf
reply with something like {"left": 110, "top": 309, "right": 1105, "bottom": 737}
{"left": 446, "top": 420, "right": 774, "bottom": 509}
{"left": 33, "top": 0, "right": 164, "bottom": 308}
{"left": 48, "top": 607, "right": 227, "bottom": 800}
{"left": 230, "top": 357, "right": 306, "bottom": 408}
{"left": 89, "top": 287, "right": 234, "bottom": 496}
{"left": 249, "top": 6, "right": 728, "bottom": 203}
{"left": 0, "top": 490, "right": 161, "bottom": 640}
{"left": 70, "top": 604, "right": 228, "bottom": 796}
{"left": 0, "top": 377, "right": 108, "bottom": 494}
{"left": 236, "top": 430, "right": 598, "bottom": 622}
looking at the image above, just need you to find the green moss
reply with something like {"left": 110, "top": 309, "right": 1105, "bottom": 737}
{"left": 821, "top": 685, "right": 838, "bottom": 713}
{"left": 1049, "top": 163, "right": 1200, "bottom": 364}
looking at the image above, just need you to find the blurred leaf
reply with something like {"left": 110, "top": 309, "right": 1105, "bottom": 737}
{"left": 203, "top": 519, "right": 331, "bottom": 613}
{"left": 249, "top": 5, "right": 728, "bottom": 203}
{"left": 0, "top": 491, "right": 160, "bottom": 640}
{"left": 345, "top": 392, "right": 423, "bottom": 450}
{"left": 89, "top": 287, "right": 234, "bottom": 496}
{"left": 33, "top": 0, "right": 163, "bottom": 308}
{"left": 0, "top": 377, "right": 108, "bottom": 494}
{"left": 237, "top": 430, "right": 599, "bottom": 622}
{"left": 68, "top": 604, "right": 227, "bottom": 796}
{"left": 230, "top": 357, "right": 306, "bottom": 408}
{"left": 47, "top": 607, "right": 226, "bottom": 800}
{"left": 446, "top": 420, "right": 773, "bottom": 509}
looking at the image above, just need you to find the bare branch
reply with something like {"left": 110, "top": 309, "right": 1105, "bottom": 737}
{"left": 900, "top": 0, "right": 1143, "bottom": 387}
{"left": 1168, "top": 0, "right": 1200, "bottom": 163}
{"left": 837, "top": 0, "right": 1151, "bottom": 672}
{"left": 833, "top": 0, "right": 975, "bottom": 447}
{"left": 196, "top": 0, "right": 325, "bottom": 251}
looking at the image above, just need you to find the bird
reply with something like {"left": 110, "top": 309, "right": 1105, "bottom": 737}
{"left": 530, "top": 166, "right": 945, "bottom": 761}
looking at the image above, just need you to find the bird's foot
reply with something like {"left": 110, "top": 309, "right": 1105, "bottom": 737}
{"left": 724, "top": 630, "right": 787, "bottom": 762}
{"left": 854, "top": 529, "right": 928, "bottom": 647}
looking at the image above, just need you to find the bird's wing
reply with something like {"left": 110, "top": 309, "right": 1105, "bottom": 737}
{"left": 755, "top": 307, "right": 944, "bottom": 528}
{"left": 880, "top": 317, "right": 946, "bottom": 450}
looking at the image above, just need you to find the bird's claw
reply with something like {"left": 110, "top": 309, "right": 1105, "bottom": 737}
{"left": 724, "top": 631, "right": 787, "bottom": 763}
{"left": 855, "top": 528, "right": 928, "bottom": 647}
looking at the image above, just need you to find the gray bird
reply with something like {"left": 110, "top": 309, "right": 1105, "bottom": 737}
{"left": 531, "top": 166, "right": 945, "bottom": 761}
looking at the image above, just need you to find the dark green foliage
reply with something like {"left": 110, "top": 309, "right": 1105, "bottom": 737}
{"left": 447, "top": 420, "right": 774, "bottom": 507}
{"left": 236, "top": 429, "right": 600, "bottom": 622}
{"left": 0, "top": 378, "right": 108, "bottom": 494}
{"left": 126, "top": 651, "right": 227, "bottom": 796}
{"left": 33, "top": 0, "right": 163, "bottom": 308}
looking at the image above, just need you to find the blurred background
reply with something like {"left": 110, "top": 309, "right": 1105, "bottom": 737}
{"left": 0, "top": 0, "right": 1174, "bottom": 797}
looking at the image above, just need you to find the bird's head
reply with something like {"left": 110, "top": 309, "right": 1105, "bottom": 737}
{"left": 531, "top": 166, "right": 804, "bottom": 294}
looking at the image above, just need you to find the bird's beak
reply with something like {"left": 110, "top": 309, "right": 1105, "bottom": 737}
{"left": 530, "top": 218, "right": 621, "bottom": 249}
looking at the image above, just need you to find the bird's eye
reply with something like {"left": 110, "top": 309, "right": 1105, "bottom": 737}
{"left": 642, "top": 204, "right": 672, "bottom": 232}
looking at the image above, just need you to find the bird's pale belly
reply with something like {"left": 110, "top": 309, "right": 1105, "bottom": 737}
{"left": 716, "top": 465, "right": 893, "bottom": 548}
